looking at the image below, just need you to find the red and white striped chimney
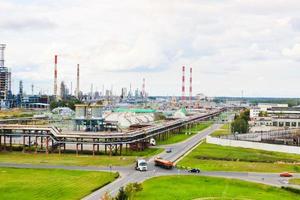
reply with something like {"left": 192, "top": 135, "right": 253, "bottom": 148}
{"left": 189, "top": 67, "right": 193, "bottom": 108}
{"left": 54, "top": 55, "right": 58, "bottom": 97}
{"left": 182, "top": 66, "right": 185, "bottom": 102}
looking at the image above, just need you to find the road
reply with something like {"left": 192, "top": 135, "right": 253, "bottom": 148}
{"left": 1, "top": 122, "right": 299, "bottom": 199}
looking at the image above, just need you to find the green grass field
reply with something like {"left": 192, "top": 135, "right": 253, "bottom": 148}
{"left": 134, "top": 175, "right": 299, "bottom": 200}
{"left": 0, "top": 148, "right": 162, "bottom": 167}
{"left": 210, "top": 123, "right": 231, "bottom": 137}
{"left": 0, "top": 167, "right": 117, "bottom": 200}
{"left": 289, "top": 179, "right": 300, "bottom": 185}
{"left": 178, "top": 142, "right": 300, "bottom": 172}
{"left": 157, "top": 121, "right": 213, "bottom": 145}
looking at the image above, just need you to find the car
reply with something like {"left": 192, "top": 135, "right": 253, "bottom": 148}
{"left": 280, "top": 172, "right": 293, "bottom": 177}
{"left": 166, "top": 148, "right": 172, "bottom": 153}
{"left": 188, "top": 168, "right": 200, "bottom": 173}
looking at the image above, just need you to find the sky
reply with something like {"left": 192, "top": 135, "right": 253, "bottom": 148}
{"left": 1, "top": 0, "right": 300, "bottom": 97}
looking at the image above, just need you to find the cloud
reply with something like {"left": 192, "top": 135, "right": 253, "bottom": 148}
{"left": 0, "top": 18, "right": 56, "bottom": 31}
{"left": 2, "top": 0, "right": 300, "bottom": 97}
{"left": 282, "top": 44, "right": 300, "bottom": 60}
{"left": 289, "top": 18, "right": 300, "bottom": 31}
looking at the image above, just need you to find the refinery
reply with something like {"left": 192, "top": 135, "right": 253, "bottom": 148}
{"left": 2, "top": 1, "right": 300, "bottom": 199}
{"left": 0, "top": 43, "right": 224, "bottom": 155}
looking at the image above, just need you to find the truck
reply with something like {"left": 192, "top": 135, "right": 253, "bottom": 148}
{"left": 150, "top": 138, "right": 156, "bottom": 146}
{"left": 154, "top": 157, "right": 174, "bottom": 169}
{"left": 135, "top": 159, "right": 148, "bottom": 171}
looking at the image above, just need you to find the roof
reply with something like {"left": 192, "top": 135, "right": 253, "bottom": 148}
{"left": 75, "top": 104, "right": 103, "bottom": 107}
{"left": 112, "top": 108, "right": 156, "bottom": 113}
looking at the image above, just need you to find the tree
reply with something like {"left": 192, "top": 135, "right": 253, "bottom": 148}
{"left": 240, "top": 109, "right": 250, "bottom": 121}
{"left": 49, "top": 98, "right": 82, "bottom": 111}
{"left": 231, "top": 118, "right": 248, "bottom": 134}
{"left": 124, "top": 182, "right": 143, "bottom": 200}
{"left": 115, "top": 187, "right": 128, "bottom": 200}
{"left": 259, "top": 111, "right": 268, "bottom": 117}
{"left": 101, "top": 192, "right": 112, "bottom": 200}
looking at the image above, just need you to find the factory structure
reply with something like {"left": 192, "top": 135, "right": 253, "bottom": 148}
{"left": 0, "top": 43, "right": 153, "bottom": 110}
{"left": 0, "top": 43, "right": 214, "bottom": 116}
{"left": 0, "top": 44, "right": 12, "bottom": 108}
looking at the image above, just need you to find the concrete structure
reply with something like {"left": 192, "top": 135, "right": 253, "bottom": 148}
{"left": 207, "top": 135, "right": 300, "bottom": 154}
{"left": 74, "top": 104, "right": 105, "bottom": 131}
{"left": 250, "top": 107, "right": 260, "bottom": 119}
{"left": 250, "top": 117, "right": 273, "bottom": 126}
{"left": 250, "top": 116, "right": 300, "bottom": 133}
{"left": 21, "top": 95, "right": 49, "bottom": 109}
{"left": 258, "top": 103, "right": 288, "bottom": 111}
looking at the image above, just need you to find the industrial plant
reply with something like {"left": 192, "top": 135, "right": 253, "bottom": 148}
{"left": 0, "top": 43, "right": 224, "bottom": 156}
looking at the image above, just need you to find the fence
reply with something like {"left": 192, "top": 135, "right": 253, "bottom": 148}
{"left": 206, "top": 135, "right": 300, "bottom": 155}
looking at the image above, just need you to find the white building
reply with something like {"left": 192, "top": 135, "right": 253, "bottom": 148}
{"left": 257, "top": 103, "right": 288, "bottom": 111}
{"left": 250, "top": 107, "right": 260, "bottom": 119}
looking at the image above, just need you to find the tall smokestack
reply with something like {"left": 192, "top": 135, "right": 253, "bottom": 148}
{"left": 189, "top": 67, "right": 192, "bottom": 108}
{"left": 182, "top": 66, "right": 185, "bottom": 102}
{"left": 54, "top": 55, "right": 58, "bottom": 97}
{"left": 142, "top": 78, "right": 145, "bottom": 98}
{"left": 76, "top": 64, "right": 80, "bottom": 98}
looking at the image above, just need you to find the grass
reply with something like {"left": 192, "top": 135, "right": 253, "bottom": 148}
{"left": 0, "top": 167, "right": 118, "bottom": 200}
{"left": 0, "top": 109, "right": 35, "bottom": 119}
{"left": 210, "top": 123, "right": 232, "bottom": 137}
{"left": 289, "top": 179, "right": 300, "bottom": 185}
{"left": 178, "top": 142, "right": 300, "bottom": 172}
{"left": 0, "top": 148, "right": 162, "bottom": 167}
{"left": 134, "top": 175, "right": 299, "bottom": 200}
{"left": 157, "top": 121, "right": 213, "bottom": 145}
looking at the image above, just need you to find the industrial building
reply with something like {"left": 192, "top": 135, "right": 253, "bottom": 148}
{"left": 74, "top": 104, "right": 106, "bottom": 131}
{"left": 0, "top": 44, "right": 12, "bottom": 108}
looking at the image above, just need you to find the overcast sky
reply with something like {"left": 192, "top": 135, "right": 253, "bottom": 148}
{"left": 1, "top": 0, "right": 300, "bottom": 97}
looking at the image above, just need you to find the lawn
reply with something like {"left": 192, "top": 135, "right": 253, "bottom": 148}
{"left": 157, "top": 121, "right": 213, "bottom": 145}
{"left": 0, "top": 167, "right": 118, "bottom": 200}
{"left": 210, "top": 123, "right": 231, "bottom": 137}
{"left": 0, "top": 109, "right": 34, "bottom": 119}
{"left": 178, "top": 142, "right": 300, "bottom": 172}
{"left": 134, "top": 175, "right": 299, "bottom": 200}
{"left": 0, "top": 148, "right": 162, "bottom": 167}
{"left": 289, "top": 179, "right": 300, "bottom": 185}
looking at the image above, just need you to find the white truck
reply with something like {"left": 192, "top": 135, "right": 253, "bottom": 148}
{"left": 150, "top": 138, "right": 156, "bottom": 146}
{"left": 135, "top": 159, "right": 148, "bottom": 171}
